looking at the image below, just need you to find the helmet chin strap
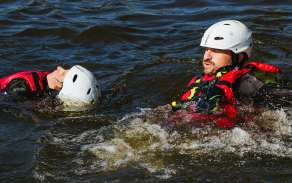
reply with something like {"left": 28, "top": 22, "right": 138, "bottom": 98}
{"left": 231, "top": 51, "right": 239, "bottom": 66}
{"left": 231, "top": 51, "right": 249, "bottom": 67}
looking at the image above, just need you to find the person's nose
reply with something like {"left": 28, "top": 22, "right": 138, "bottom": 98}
{"left": 203, "top": 49, "right": 212, "bottom": 61}
{"left": 57, "top": 66, "right": 64, "bottom": 74}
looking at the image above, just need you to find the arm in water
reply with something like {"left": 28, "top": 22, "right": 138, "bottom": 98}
{"left": 1, "top": 78, "right": 40, "bottom": 101}
{"left": 235, "top": 70, "right": 292, "bottom": 107}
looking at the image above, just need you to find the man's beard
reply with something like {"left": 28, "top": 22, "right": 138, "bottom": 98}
{"left": 203, "top": 59, "right": 216, "bottom": 76}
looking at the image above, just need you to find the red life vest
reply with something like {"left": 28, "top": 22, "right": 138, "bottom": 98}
{"left": 0, "top": 71, "right": 49, "bottom": 92}
{"left": 181, "top": 62, "right": 282, "bottom": 103}
{"left": 176, "top": 62, "right": 282, "bottom": 128}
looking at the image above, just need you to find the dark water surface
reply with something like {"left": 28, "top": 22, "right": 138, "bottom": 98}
{"left": 0, "top": 0, "right": 291, "bottom": 182}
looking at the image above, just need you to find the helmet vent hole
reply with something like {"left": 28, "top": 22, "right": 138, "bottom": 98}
{"left": 96, "top": 85, "right": 100, "bottom": 89}
{"left": 91, "top": 99, "right": 94, "bottom": 104}
{"left": 87, "top": 88, "right": 91, "bottom": 95}
{"left": 214, "top": 37, "right": 224, "bottom": 40}
{"left": 73, "top": 74, "right": 78, "bottom": 83}
{"left": 250, "top": 43, "right": 253, "bottom": 47}
{"left": 224, "top": 24, "right": 230, "bottom": 25}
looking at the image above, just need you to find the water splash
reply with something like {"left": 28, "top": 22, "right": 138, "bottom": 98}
{"left": 34, "top": 105, "right": 292, "bottom": 181}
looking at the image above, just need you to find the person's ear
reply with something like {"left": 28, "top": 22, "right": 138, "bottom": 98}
{"left": 238, "top": 53, "right": 244, "bottom": 63}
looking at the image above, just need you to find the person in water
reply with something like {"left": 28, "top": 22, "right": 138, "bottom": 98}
{"left": 169, "top": 20, "right": 292, "bottom": 128}
{"left": 0, "top": 65, "right": 101, "bottom": 106}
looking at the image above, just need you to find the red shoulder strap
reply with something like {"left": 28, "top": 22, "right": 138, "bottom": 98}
{"left": 246, "top": 62, "right": 282, "bottom": 73}
{"left": 218, "top": 68, "right": 251, "bottom": 84}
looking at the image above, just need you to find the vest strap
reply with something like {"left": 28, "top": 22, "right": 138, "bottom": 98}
{"left": 31, "top": 72, "right": 41, "bottom": 91}
{"left": 216, "top": 81, "right": 232, "bottom": 88}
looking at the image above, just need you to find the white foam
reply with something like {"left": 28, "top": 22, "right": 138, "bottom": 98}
{"left": 156, "top": 168, "right": 176, "bottom": 179}
{"left": 42, "top": 108, "right": 292, "bottom": 178}
{"left": 228, "top": 127, "right": 255, "bottom": 146}
{"left": 262, "top": 108, "right": 292, "bottom": 135}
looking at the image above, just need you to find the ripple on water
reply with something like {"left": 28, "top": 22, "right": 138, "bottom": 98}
{"left": 0, "top": 0, "right": 290, "bottom": 182}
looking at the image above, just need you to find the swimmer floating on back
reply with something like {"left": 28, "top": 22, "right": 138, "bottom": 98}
{"left": 0, "top": 65, "right": 101, "bottom": 106}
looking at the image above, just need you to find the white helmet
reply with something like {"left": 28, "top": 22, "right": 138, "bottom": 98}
{"left": 58, "top": 65, "right": 101, "bottom": 105}
{"left": 200, "top": 20, "right": 253, "bottom": 58}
